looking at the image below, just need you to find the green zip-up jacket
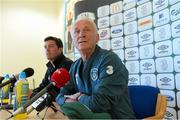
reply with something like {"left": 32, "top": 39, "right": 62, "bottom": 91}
{"left": 56, "top": 45, "right": 135, "bottom": 119}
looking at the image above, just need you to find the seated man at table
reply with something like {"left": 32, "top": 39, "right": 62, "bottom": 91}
{"left": 56, "top": 18, "right": 135, "bottom": 119}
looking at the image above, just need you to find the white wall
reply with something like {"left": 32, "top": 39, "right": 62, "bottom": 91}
{"left": 0, "top": 1, "right": 2, "bottom": 73}
{"left": 1, "top": 0, "right": 65, "bottom": 88}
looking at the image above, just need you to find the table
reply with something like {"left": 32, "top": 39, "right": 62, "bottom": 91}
{"left": 0, "top": 103, "right": 68, "bottom": 120}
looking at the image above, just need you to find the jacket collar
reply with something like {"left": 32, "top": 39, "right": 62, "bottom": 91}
{"left": 46, "top": 54, "right": 65, "bottom": 68}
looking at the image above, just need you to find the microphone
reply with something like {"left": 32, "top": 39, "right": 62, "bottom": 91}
{"left": 27, "top": 93, "right": 48, "bottom": 115}
{"left": 0, "top": 76, "right": 4, "bottom": 84}
{"left": 0, "top": 68, "right": 34, "bottom": 88}
{"left": 9, "top": 68, "right": 70, "bottom": 118}
{"left": 0, "top": 104, "right": 13, "bottom": 110}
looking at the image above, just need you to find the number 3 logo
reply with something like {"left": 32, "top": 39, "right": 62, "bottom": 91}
{"left": 106, "top": 66, "right": 113, "bottom": 75}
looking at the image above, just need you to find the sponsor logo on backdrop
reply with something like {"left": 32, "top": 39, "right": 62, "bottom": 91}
{"left": 157, "top": 28, "right": 166, "bottom": 41}
{"left": 177, "top": 92, "right": 180, "bottom": 108}
{"left": 165, "top": 111, "right": 174, "bottom": 118}
{"left": 139, "top": 45, "right": 154, "bottom": 59}
{"left": 141, "top": 33, "right": 150, "bottom": 40}
{"left": 111, "top": 25, "right": 123, "bottom": 38}
{"left": 123, "top": 0, "right": 136, "bottom": 10}
{"left": 144, "top": 76, "right": 152, "bottom": 85}
{"left": 112, "top": 28, "right": 122, "bottom": 34}
{"left": 113, "top": 40, "right": 122, "bottom": 46}
{"left": 99, "top": 28, "right": 110, "bottom": 40}
{"left": 155, "top": 0, "right": 165, "bottom": 6}
{"left": 98, "top": 17, "right": 109, "bottom": 28}
{"left": 110, "top": 1, "right": 123, "bottom": 14}
{"left": 98, "top": 39, "right": 111, "bottom": 50}
{"left": 153, "top": 0, "right": 168, "bottom": 12}
{"left": 171, "top": 9, "right": 180, "bottom": 16}
{"left": 138, "top": 16, "right": 152, "bottom": 31}
{"left": 155, "top": 41, "right": 172, "bottom": 57}
{"left": 137, "top": 0, "right": 149, "bottom": 5}
{"left": 110, "top": 13, "right": 123, "bottom": 26}
{"left": 137, "top": 2, "right": 152, "bottom": 18}
{"left": 159, "top": 27, "right": 166, "bottom": 39}
{"left": 175, "top": 24, "right": 180, "bottom": 29}
{"left": 146, "top": 77, "right": 155, "bottom": 86}
{"left": 125, "top": 11, "right": 134, "bottom": 19}
{"left": 129, "top": 63, "right": 136, "bottom": 73}
{"left": 141, "top": 74, "right": 156, "bottom": 87}
{"left": 113, "top": 39, "right": 122, "bottom": 47}
{"left": 166, "top": 95, "right": 174, "bottom": 101}
{"left": 157, "top": 44, "right": 170, "bottom": 55}
{"left": 173, "top": 38, "right": 180, "bottom": 55}
{"left": 172, "top": 20, "right": 180, "bottom": 38}
{"left": 97, "top": 5, "right": 109, "bottom": 18}
{"left": 124, "top": 8, "right": 136, "bottom": 23}
{"left": 127, "top": 50, "right": 136, "bottom": 56}
{"left": 100, "top": 31, "right": 108, "bottom": 38}
{"left": 153, "top": 9, "right": 170, "bottom": 27}
{"left": 129, "top": 75, "right": 140, "bottom": 85}
{"left": 129, "top": 77, "right": 138, "bottom": 82}
{"left": 164, "top": 108, "right": 177, "bottom": 119}
{"left": 142, "top": 62, "right": 152, "bottom": 70}
{"left": 125, "top": 61, "right": 139, "bottom": 73}
{"left": 169, "top": 0, "right": 180, "bottom": 5}
{"left": 154, "top": 24, "right": 171, "bottom": 42}
{"left": 160, "top": 77, "right": 172, "bottom": 84}
{"left": 174, "top": 56, "right": 180, "bottom": 72}
{"left": 160, "top": 59, "right": 168, "bottom": 71}
{"left": 139, "top": 30, "right": 153, "bottom": 45}
{"left": 127, "top": 38, "right": 135, "bottom": 47}
{"left": 125, "top": 34, "right": 138, "bottom": 47}
{"left": 140, "top": 59, "right": 155, "bottom": 73}
{"left": 170, "top": 2, "right": 180, "bottom": 21}
{"left": 124, "top": 21, "right": 137, "bottom": 35}
{"left": 125, "top": 48, "right": 139, "bottom": 60}
{"left": 111, "top": 37, "right": 124, "bottom": 49}
{"left": 156, "top": 57, "right": 174, "bottom": 72}
{"left": 157, "top": 45, "right": 169, "bottom": 51}
{"left": 139, "top": 19, "right": 152, "bottom": 26}
{"left": 143, "top": 46, "right": 150, "bottom": 57}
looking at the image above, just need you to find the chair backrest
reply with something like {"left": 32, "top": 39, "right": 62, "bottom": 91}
{"left": 128, "top": 85, "right": 160, "bottom": 119}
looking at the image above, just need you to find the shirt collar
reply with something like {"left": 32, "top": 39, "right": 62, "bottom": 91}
{"left": 46, "top": 54, "right": 65, "bottom": 68}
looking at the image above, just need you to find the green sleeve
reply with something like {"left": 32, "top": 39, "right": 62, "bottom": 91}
{"left": 79, "top": 53, "right": 129, "bottom": 113}
{"left": 56, "top": 65, "right": 77, "bottom": 105}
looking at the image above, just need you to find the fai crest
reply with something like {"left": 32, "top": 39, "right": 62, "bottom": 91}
{"left": 90, "top": 68, "right": 98, "bottom": 81}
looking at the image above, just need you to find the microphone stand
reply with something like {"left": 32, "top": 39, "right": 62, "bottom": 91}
{"left": 36, "top": 93, "right": 66, "bottom": 120}
{"left": 36, "top": 104, "right": 64, "bottom": 120}
{"left": 0, "top": 76, "right": 15, "bottom": 113}
{"left": 8, "top": 82, "right": 14, "bottom": 105}
{"left": 0, "top": 88, "right": 2, "bottom": 106}
{"left": 0, "top": 82, "right": 14, "bottom": 114}
{"left": 36, "top": 93, "right": 58, "bottom": 120}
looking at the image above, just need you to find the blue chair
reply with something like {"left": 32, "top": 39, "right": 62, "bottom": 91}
{"left": 128, "top": 85, "right": 167, "bottom": 119}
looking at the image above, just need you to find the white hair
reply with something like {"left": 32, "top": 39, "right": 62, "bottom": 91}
{"left": 70, "top": 17, "right": 98, "bottom": 37}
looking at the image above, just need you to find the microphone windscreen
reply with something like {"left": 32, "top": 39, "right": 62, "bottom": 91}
{"left": 51, "top": 68, "right": 70, "bottom": 88}
{"left": 22, "top": 68, "right": 34, "bottom": 77}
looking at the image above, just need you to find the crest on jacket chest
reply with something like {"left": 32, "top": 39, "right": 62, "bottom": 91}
{"left": 90, "top": 68, "right": 98, "bottom": 81}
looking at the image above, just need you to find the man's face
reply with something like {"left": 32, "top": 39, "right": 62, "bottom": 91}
{"left": 72, "top": 20, "right": 99, "bottom": 52}
{"left": 44, "top": 40, "right": 62, "bottom": 61}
